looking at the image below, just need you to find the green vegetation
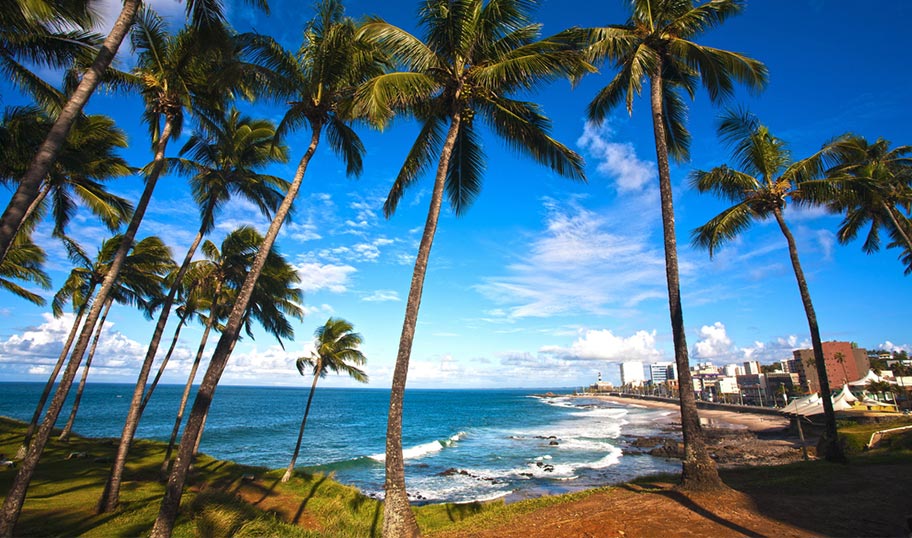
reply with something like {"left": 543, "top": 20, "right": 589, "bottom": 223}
{"left": 4, "top": 416, "right": 912, "bottom": 537}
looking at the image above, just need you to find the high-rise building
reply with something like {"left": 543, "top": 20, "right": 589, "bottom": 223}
{"left": 620, "top": 361, "right": 646, "bottom": 386}
{"left": 649, "top": 361, "right": 676, "bottom": 384}
{"left": 793, "top": 341, "right": 870, "bottom": 392}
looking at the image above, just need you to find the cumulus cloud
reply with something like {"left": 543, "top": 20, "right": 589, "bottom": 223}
{"left": 540, "top": 328, "right": 663, "bottom": 362}
{"left": 879, "top": 341, "right": 908, "bottom": 353}
{"left": 0, "top": 313, "right": 150, "bottom": 377}
{"left": 476, "top": 200, "right": 666, "bottom": 318}
{"left": 577, "top": 122, "right": 655, "bottom": 193}
{"left": 692, "top": 322, "right": 734, "bottom": 360}
{"left": 293, "top": 262, "right": 356, "bottom": 293}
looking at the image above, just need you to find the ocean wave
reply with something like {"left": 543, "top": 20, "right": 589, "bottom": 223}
{"left": 369, "top": 431, "right": 466, "bottom": 462}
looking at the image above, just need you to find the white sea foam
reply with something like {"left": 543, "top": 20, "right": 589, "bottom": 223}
{"left": 369, "top": 431, "right": 467, "bottom": 462}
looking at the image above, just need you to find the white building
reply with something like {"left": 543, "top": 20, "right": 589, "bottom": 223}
{"left": 723, "top": 363, "right": 742, "bottom": 377}
{"left": 620, "top": 361, "right": 646, "bottom": 386}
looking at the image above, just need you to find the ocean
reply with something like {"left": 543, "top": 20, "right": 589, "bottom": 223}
{"left": 0, "top": 383, "right": 680, "bottom": 503}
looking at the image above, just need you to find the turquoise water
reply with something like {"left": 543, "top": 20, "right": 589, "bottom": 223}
{"left": 0, "top": 383, "right": 679, "bottom": 503}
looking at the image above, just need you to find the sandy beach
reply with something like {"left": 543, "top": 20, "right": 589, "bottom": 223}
{"left": 574, "top": 393, "right": 808, "bottom": 467}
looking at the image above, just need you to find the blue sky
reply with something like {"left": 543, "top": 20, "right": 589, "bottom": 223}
{"left": 1, "top": 0, "right": 910, "bottom": 389}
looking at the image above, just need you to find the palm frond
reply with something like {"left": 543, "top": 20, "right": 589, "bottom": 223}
{"left": 445, "top": 122, "right": 485, "bottom": 216}
{"left": 384, "top": 116, "right": 445, "bottom": 217}
{"left": 691, "top": 200, "right": 757, "bottom": 258}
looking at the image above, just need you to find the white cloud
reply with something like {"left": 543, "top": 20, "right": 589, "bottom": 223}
{"left": 292, "top": 262, "right": 356, "bottom": 293}
{"left": 540, "top": 328, "right": 663, "bottom": 362}
{"left": 692, "top": 322, "right": 734, "bottom": 359}
{"left": 476, "top": 200, "right": 666, "bottom": 318}
{"left": 577, "top": 122, "right": 655, "bottom": 193}
{"left": 879, "top": 341, "right": 908, "bottom": 353}
{"left": 363, "top": 290, "right": 400, "bottom": 302}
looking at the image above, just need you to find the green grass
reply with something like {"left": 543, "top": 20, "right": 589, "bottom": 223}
{"left": 3, "top": 415, "right": 912, "bottom": 537}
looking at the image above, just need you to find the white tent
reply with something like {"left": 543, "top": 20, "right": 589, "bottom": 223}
{"left": 781, "top": 389, "right": 855, "bottom": 416}
{"left": 833, "top": 384, "right": 858, "bottom": 404}
{"left": 781, "top": 393, "right": 820, "bottom": 415}
{"left": 849, "top": 370, "right": 890, "bottom": 387}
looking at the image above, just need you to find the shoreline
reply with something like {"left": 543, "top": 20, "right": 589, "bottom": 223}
{"left": 573, "top": 393, "right": 791, "bottom": 433}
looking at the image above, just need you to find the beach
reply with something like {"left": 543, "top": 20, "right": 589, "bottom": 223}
{"left": 575, "top": 393, "right": 809, "bottom": 467}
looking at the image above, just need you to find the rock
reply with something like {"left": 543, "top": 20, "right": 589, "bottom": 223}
{"left": 549, "top": 440, "right": 559, "bottom": 446}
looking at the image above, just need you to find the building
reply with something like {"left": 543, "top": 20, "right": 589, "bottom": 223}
{"left": 723, "top": 363, "right": 742, "bottom": 377}
{"left": 620, "top": 361, "right": 646, "bottom": 386}
{"left": 743, "top": 360, "right": 761, "bottom": 375}
{"left": 793, "top": 341, "right": 870, "bottom": 393}
{"left": 649, "top": 362, "right": 677, "bottom": 384}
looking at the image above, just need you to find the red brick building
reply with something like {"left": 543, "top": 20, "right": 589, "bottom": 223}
{"left": 792, "top": 341, "right": 869, "bottom": 393}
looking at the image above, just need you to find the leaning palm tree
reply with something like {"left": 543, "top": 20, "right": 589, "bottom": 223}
{"left": 282, "top": 317, "right": 367, "bottom": 483}
{"left": 583, "top": 0, "right": 767, "bottom": 490}
{"left": 57, "top": 235, "right": 174, "bottom": 441}
{"left": 0, "top": 12, "right": 247, "bottom": 532}
{"left": 150, "top": 3, "right": 386, "bottom": 535}
{"left": 816, "top": 136, "right": 912, "bottom": 269}
{"left": 0, "top": 0, "right": 269, "bottom": 265}
{"left": 690, "top": 109, "right": 845, "bottom": 462}
{"left": 159, "top": 226, "right": 303, "bottom": 476}
{"left": 355, "top": 1, "right": 588, "bottom": 532}
{"left": 98, "top": 108, "right": 288, "bottom": 513}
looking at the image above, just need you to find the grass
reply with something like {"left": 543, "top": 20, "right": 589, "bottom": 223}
{"left": 3, "top": 415, "right": 912, "bottom": 537}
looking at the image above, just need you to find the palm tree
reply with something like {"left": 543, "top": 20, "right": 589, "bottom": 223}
{"left": 282, "top": 317, "right": 367, "bottom": 483}
{"left": 57, "top": 236, "right": 174, "bottom": 442}
{"left": 150, "top": 3, "right": 385, "bottom": 534}
{"left": 0, "top": 0, "right": 269, "bottom": 265}
{"left": 583, "top": 0, "right": 767, "bottom": 490}
{"left": 814, "top": 136, "right": 912, "bottom": 270}
{"left": 98, "top": 108, "right": 288, "bottom": 513}
{"left": 0, "top": 10, "right": 247, "bottom": 530}
{"left": 690, "top": 109, "right": 845, "bottom": 462}
{"left": 355, "top": 1, "right": 588, "bottom": 531}
{"left": 0, "top": 106, "right": 134, "bottom": 237}
{"left": 158, "top": 226, "right": 303, "bottom": 476}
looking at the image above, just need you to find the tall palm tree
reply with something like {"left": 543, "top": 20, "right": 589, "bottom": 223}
{"left": 0, "top": 0, "right": 269, "bottom": 265}
{"left": 98, "top": 108, "right": 288, "bottom": 513}
{"left": 150, "top": 3, "right": 386, "bottom": 535}
{"left": 0, "top": 12, "right": 247, "bottom": 532}
{"left": 57, "top": 235, "right": 174, "bottom": 441}
{"left": 690, "top": 109, "right": 845, "bottom": 462}
{"left": 159, "top": 226, "right": 303, "bottom": 476}
{"left": 815, "top": 136, "right": 912, "bottom": 269}
{"left": 583, "top": 0, "right": 767, "bottom": 490}
{"left": 282, "top": 317, "right": 367, "bottom": 483}
{"left": 0, "top": 106, "right": 134, "bottom": 237}
{"left": 355, "top": 1, "right": 588, "bottom": 532}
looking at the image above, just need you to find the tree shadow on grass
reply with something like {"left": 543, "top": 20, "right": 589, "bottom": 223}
{"left": 293, "top": 474, "right": 328, "bottom": 524}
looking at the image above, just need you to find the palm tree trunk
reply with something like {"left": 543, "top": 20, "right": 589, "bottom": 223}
{"left": 0, "top": 116, "right": 172, "bottom": 536}
{"left": 160, "top": 316, "right": 215, "bottom": 477}
{"left": 98, "top": 229, "right": 205, "bottom": 512}
{"left": 16, "top": 296, "right": 92, "bottom": 459}
{"left": 648, "top": 69, "right": 722, "bottom": 491}
{"left": 59, "top": 298, "right": 113, "bottom": 442}
{"left": 0, "top": 0, "right": 142, "bottom": 264}
{"left": 282, "top": 367, "right": 321, "bottom": 483}
{"left": 19, "top": 184, "right": 52, "bottom": 232}
{"left": 383, "top": 113, "right": 462, "bottom": 537}
{"left": 772, "top": 206, "right": 845, "bottom": 462}
{"left": 139, "top": 311, "right": 190, "bottom": 417}
{"left": 151, "top": 125, "right": 323, "bottom": 538}
{"left": 883, "top": 202, "right": 912, "bottom": 251}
